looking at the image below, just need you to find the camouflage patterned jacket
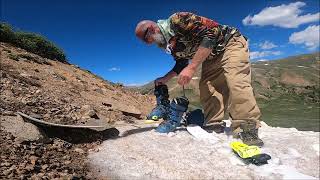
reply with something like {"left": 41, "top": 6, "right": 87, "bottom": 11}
{"left": 157, "top": 12, "right": 237, "bottom": 74}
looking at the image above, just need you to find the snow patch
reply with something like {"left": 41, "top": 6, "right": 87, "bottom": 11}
{"left": 89, "top": 123, "right": 320, "bottom": 179}
{"left": 279, "top": 166, "right": 317, "bottom": 180}
{"left": 288, "top": 148, "right": 302, "bottom": 158}
{"left": 256, "top": 165, "right": 317, "bottom": 180}
{"left": 228, "top": 155, "right": 246, "bottom": 166}
{"left": 297, "top": 65, "right": 306, "bottom": 68}
{"left": 312, "top": 144, "right": 319, "bottom": 156}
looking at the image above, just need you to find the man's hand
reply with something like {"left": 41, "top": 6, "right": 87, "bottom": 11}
{"left": 178, "top": 46, "right": 212, "bottom": 86}
{"left": 155, "top": 76, "right": 169, "bottom": 86}
{"left": 178, "top": 65, "right": 196, "bottom": 85}
{"left": 154, "top": 70, "right": 178, "bottom": 86}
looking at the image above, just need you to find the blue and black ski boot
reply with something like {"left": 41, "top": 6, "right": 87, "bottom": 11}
{"left": 156, "top": 96, "right": 189, "bottom": 133}
{"left": 146, "top": 84, "right": 170, "bottom": 121}
{"left": 186, "top": 109, "right": 205, "bottom": 127}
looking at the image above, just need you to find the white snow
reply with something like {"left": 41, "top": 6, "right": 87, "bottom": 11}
{"left": 288, "top": 148, "right": 302, "bottom": 158}
{"left": 88, "top": 121, "right": 320, "bottom": 179}
{"left": 312, "top": 144, "right": 319, "bottom": 156}
{"left": 256, "top": 165, "right": 317, "bottom": 180}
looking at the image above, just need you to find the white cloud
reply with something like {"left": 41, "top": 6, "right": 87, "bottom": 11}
{"left": 259, "top": 41, "right": 278, "bottom": 49}
{"left": 243, "top": 2, "right": 320, "bottom": 28}
{"left": 108, "top": 67, "right": 120, "bottom": 71}
{"left": 125, "top": 82, "right": 148, "bottom": 87}
{"left": 250, "top": 51, "right": 282, "bottom": 59}
{"left": 289, "top": 25, "right": 320, "bottom": 50}
{"left": 257, "top": 59, "right": 268, "bottom": 62}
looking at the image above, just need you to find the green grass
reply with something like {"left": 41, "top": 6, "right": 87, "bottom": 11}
{"left": 258, "top": 95, "right": 319, "bottom": 131}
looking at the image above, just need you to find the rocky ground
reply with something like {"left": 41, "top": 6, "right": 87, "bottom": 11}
{"left": 0, "top": 42, "right": 153, "bottom": 179}
{"left": 1, "top": 124, "right": 90, "bottom": 179}
{"left": 0, "top": 43, "right": 153, "bottom": 124}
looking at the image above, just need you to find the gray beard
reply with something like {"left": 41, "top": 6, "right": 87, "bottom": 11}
{"left": 153, "top": 33, "right": 167, "bottom": 49}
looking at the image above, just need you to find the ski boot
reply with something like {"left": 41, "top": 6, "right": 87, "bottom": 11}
{"left": 185, "top": 109, "right": 205, "bottom": 127}
{"left": 230, "top": 141, "right": 271, "bottom": 166}
{"left": 156, "top": 96, "right": 189, "bottom": 133}
{"left": 146, "top": 84, "right": 170, "bottom": 122}
{"left": 239, "top": 122, "right": 264, "bottom": 147}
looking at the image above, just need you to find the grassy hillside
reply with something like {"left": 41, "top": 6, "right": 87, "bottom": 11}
{"left": 0, "top": 23, "right": 66, "bottom": 62}
{"left": 136, "top": 53, "right": 320, "bottom": 131}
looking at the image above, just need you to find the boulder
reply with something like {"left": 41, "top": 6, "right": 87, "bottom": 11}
{"left": 1, "top": 115, "right": 45, "bottom": 143}
{"left": 80, "top": 105, "right": 99, "bottom": 119}
{"left": 112, "top": 103, "right": 141, "bottom": 119}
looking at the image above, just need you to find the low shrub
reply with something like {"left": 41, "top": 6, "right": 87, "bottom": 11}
{"left": 0, "top": 22, "right": 67, "bottom": 62}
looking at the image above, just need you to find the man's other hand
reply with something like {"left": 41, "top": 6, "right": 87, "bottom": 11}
{"left": 178, "top": 66, "right": 196, "bottom": 86}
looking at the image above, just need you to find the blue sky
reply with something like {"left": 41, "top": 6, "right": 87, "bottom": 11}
{"left": 1, "top": 0, "right": 319, "bottom": 86}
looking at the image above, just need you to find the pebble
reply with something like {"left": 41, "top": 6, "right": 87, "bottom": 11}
{"left": 2, "top": 110, "right": 15, "bottom": 116}
{"left": 64, "top": 161, "right": 72, "bottom": 165}
{"left": 3, "top": 169, "right": 11, "bottom": 176}
{"left": 25, "top": 164, "right": 34, "bottom": 171}
{"left": 74, "top": 148, "right": 85, "bottom": 154}
{"left": 1, "top": 162, "right": 12, "bottom": 167}
{"left": 43, "top": 113, "right": 51, "bottom": 119}
{"left": 29, "top": 155, "right": 38, "bottom": 165}
{"left": 50, "top": 108, "right": 60, "bottom": 112}
{"left": 29, "top": 113, "right": 43, "bottom": 119}
{"left": 42, "top": 164, "right": 48, "bottom": 170}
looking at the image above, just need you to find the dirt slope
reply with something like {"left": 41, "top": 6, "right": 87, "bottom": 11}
{"left": 0, "top": 42, "right": 153, "bottom": 179}
{"left": 1, "top": 42, "right": 153, "bottom": 124}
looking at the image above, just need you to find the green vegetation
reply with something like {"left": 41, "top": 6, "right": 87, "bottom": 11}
{"left": 8, "top": 54, "right": 19, "bottom": 61}
{"left": 0, "top": 22, "right": 66, "bottom": 62}
{"left": 259, "top": 94, "right": 319, "bottom": 132}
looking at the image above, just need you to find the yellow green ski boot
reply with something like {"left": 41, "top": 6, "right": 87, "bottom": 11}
{"left": 230, "top": 141, "right": 271, "bottom": 166}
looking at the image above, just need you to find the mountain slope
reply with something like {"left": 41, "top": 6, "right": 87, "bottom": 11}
{"left": 1, "top": 42, "right": 153, "bottom": 125}
{"left": 0, "top": 42, "right": 154, "bottom": 179}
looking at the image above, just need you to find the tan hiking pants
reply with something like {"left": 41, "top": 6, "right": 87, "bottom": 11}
{"left": 199, "top": 35, "right": 261, "bottom": 128}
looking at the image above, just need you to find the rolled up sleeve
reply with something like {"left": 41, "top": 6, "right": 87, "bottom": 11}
{"left": 172, "top": 59, "right": 189, "bottom": 74}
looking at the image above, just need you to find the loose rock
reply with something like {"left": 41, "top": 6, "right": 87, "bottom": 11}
{"left": 1, "top": 115, "right": 45, "bottom": 143}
